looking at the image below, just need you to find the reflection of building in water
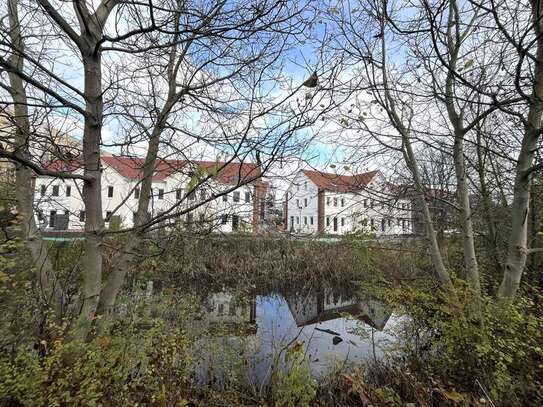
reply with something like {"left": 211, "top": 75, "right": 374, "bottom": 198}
{"left": 192, "top": 292, "right": 259, "bottom": 386}
{"left": 286, "top": 288, "right": 391, "bottom": 330}
{"left": 197, "top": 292, "right": 257, "bottom": 336}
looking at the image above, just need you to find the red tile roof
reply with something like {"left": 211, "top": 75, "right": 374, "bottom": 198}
{"left": 302, "top": 169, "right": 378, "bottom": 193}
{"left": 46, "top": 156, "right": 262, "bottom": 185}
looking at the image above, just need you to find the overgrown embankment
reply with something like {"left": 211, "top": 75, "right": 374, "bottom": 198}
{"left": 1, "top": 235, "right": 542, "bottom": 406}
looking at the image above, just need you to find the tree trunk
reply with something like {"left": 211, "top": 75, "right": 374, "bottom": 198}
{"left": 77, "top": 53, "right": 105, "bottom": 330}
{"left": 475, "top": 127, "right": 501, "bottom": 272}
{"left": 376, "top": 15, "right": 453, "bottom": 292}
{"left": 97, "top": 127, "right": 161, "bottom": 316}
{"left": 7, "top": 0, "right": 62, "bottom": 317}
{"left": 444, "top": 0, "right": 481, "bottom": 301}
{"left": 498, "top": 1, "right": 543, "bottom": 301}
{"left": 97, "top": 100, "right": 172, "bottom": 317}
{"left": 403, "top": 137, "right": 454, "bottom": 290}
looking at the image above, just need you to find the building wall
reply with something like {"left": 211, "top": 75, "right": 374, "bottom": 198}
{"left": 34, "top": 164, "right": 261, "bottom": 233}
{"left": 285, "top": 171, "right": 413, "bottom": 236}
{"left": 284, "top": 172, "right": 319, "bottom": 233}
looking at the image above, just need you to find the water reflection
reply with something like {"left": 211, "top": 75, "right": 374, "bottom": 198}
{"left": 285, "top": 287, "right": 391, "bottom": 330}
{"left": 184, "top": 285, "right": 396, "bottom": 386}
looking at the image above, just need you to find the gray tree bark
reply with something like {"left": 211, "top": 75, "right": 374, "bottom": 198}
{"left": 498, "top": 0, "right": 543, "bottom": 301}
{"left": 376, "top": 22, "right": 454, "bottom": 291}
{"left": 7, "top": 0, "right": 62, "bottom": 317}
{"left": 443, "top": 0, "right": 481, "bottom": 300}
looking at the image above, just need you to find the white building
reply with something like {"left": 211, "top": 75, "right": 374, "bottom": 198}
{"left": 34, "top": 156, "right": 267, "bottom": 233}
{"left": 284, "top": 169, "right": 412, "bottom": 235}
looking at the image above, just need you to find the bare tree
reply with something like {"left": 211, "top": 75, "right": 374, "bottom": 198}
{"left": 0, "top": 0, "right": 330, "bottom": 338}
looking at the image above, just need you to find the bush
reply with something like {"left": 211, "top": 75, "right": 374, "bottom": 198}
{"left": 0, "top": 321, "right": 192, "bottom": 406}
{"left": 367, "top": 282, "right": 543, "bottom": 406}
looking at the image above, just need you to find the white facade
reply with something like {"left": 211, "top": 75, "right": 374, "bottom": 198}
{"left": 34, "top": 158, "right": 262, "bottom": 233}
{"left": 285, "top": 170, "right": 412, "bottom": 236}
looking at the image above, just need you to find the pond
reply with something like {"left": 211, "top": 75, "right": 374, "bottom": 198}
{"left": 139, "top": 281, "right": 401, "bottom": 388}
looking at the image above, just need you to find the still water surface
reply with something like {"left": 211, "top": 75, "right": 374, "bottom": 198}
{"left": 171, "top": 284, "right": 400, "bottom": 386}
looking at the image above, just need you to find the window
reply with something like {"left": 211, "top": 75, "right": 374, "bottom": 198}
{"left": 296, "top": 199, "right": 300, "bottom": 208}
{"left": 200, "top": 190, "right": 206, "bottom": 200}
{"left": 333, "top": 197, "right": 338, "bottom": 207}
{"left": 221, "top": 214, "right": 228, "bottom": 225}
{"left": 296, "top": 216, "right": 299, "bottom": 224}
{"left": 290, "top": 216, "right": 294, "bottom": 229}
{"left": 40, "top": 185, "right": 46, "bottom": 197}
{"left": 66, "top": 185, "right": 71, "bottom": 197}
{"left": 364, "top": 199, "right": 368, "bottom": 208}
{"left": 304, "top": 198, "right": 308, "bottom": 207}
{"left": 370, "top": 200, "right": 374, "bottom": 208}
{"left": 52, "top": 185, "right": 59, "bottom": 197}
{"left": 218, "top": 303, "right": 224, "bottom": 315}
{"left": 107, "top": 186, "right": 113, "bottom": 198}
{"left": 341, "top": 198, "right": 345, "bottom": 207}
{"left": 304, "top": 181, "right": 307, "bottom": 190}
{"left": 199, "top": 213, "right": 205, "bottom": 222}
{"left": 388, "top": 218, "right": 392, "bottom": 227}
{"left": 232, "top": 215, "right": 239, "bottom": 230}
{"left": 310, "top": 216, "right": 314, "bottom": 225}
{"left": 158, "top": 189, "right": 164, "bottom": 200}
{"left": 105, "top": 211, "right": 112, "bottom": 221}
{"left": 132, "top": 212, "right": 137, "bottom": 224}
{"left": 341, "top": 218, "right": 345, "bottom": 227}
{"left": 186, "top": 212, "right": 194, "bottom": 223}
{"left": 397, "top": 218, "right": 401, "bottom": 226}
{"left": 134, "top": 187, "right": 140, "bottom": 199}
{"left": 233, "top": 191, "right": 240, "bottom": 202}
{"left": 188, "top": 191, "right": 196, "bottom": 201}
{"left": 49, "top": 210, "right": 56, "bottom": 227}
{"left": 326, "top": 217, "right": 330, "bottom": 227}
{"left": 222, "top": 194, "right": 228, "bottom": 202}
{"left": 245, "top": 192, "right": 250, "bottom": 203}
{"left": 370, "top": 218, "right": 374, "bottom": 229}
{"left": 327, "top": 197, "right": 331, "bottom": 206}
{"left": 37, "top": 210, "right": 44, "bottom": 221}
{"left": 79, "top": 210, "right": 85, "bottom": 222}
{"left": 333, "top": 217, "right": 338, "bottom": 232}
{"left": 304, "top": 216, "right": 307, "bottom": 225}
{"left": 381, "top": 218, "right": 386, "bottom": 232}
{"left": 176, "top": 189, "right": 182, "bottom": 200}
